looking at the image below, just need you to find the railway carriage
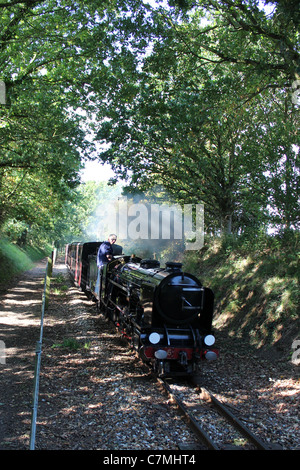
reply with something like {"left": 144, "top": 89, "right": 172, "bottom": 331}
{"left": 65, "top": 242, "right": 101, "bottom": 291}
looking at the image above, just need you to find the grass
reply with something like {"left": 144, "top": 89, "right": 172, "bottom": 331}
{"left": 52, "top": 273, "right": 69, "bottom": 297}
{"left": 182, "top": 233, "right": 299, "bottom": 355}
{"left": 51, "top": 338, "right": 91, "bottom": 351}
{"left": 0, "top": 238, "right": 51, "bottom": 285}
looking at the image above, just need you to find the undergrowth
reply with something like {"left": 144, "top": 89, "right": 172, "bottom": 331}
{"left": 0, "top": 238, "right": 51, "bottom": 285}
{"left": 183, "top": 232, "right": 299, "bottom": 357}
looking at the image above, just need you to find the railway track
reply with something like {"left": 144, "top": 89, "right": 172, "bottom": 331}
{"left": 156, "top": 376, "right": 281, "bottom": 450}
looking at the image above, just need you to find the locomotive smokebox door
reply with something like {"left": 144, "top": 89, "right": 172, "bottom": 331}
{"left": 154, "top": 271, "right": 204, "bottom": 325}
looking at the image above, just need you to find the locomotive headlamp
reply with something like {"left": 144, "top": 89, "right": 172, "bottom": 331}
{"left": 204, "top": 334, "right": 215, "bottom": 346}
{"left": 205, "top": 350, "right": 217, "bottom": 361}
{"left": 149, "top": 332, "right": 160, "bottom": 344}
{"left": 154, "top": 350, "right": 167, "bottom": 360}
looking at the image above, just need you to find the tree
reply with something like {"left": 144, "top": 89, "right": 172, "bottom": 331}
{"left": 95, "top": 0, "right": 299, "bottom": 234}
{"left": 0, "top": 0, "right": 133, "bottom": 233}
{"left": 96, "top": 69, "right": 271, "bottom": 234}
{"left": 167, "top": 0, "right": 299, "bottom": 84}
{"left": 48, "top": 180, "right": 124, "bottom": 246}
{"left": 253, "top": 91, "right": 300, "bottom": 231}
{"left": 1, "top": 0, "right": 299, "bottom": 240}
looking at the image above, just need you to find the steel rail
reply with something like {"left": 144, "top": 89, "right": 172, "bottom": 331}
{"left": 199, "top": 387, "right": 273, "bottom": 450}
{"left": 156, "top": 373, "right": 276, "bottom": 450}
{"left": 157, "top": 377, "right": 220, "bottom": 450}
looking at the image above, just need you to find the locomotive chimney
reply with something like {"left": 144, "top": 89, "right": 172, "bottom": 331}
{"left": 165, "top": 262, "right": 182, "bottom": 272}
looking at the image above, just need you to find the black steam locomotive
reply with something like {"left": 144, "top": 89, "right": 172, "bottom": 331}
{"left": 66, "top": 241, "right": 218, "bottom": 376}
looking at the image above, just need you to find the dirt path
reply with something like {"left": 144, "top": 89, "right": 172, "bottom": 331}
{"left": 0, "top": 258, "right": 50, "bottom": 449}
{"left": 0, "top": 258, "right": 70, "bottom": 449}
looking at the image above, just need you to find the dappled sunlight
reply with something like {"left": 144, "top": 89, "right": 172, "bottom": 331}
{"left": 66, "top": 288, "right": 81, "bottom": 295}
{"left": 0, "top": 316, "right": 39, "bottom": 326}
{"left": 263, "top": 276, "right": 286, "bottom": 295}
{"left": 273, "top": 380, "right": 300, "bottom": 398}
{"left": 3, "top": 298, "right": 40, "bottom": 306}
{"left": 69, "top": 298, "right": 86, "bottom": 305}
{"left": 5, "top": 288, "right": 39, "bottom": 295}
{"left": 213, "top": 311, "right": 235, "bottom": 329}
{"left": 3, "top": 345, "right": 36, "bottom": 361}
{"left": 208, "top": 245, "right": 298, "bottom": 354}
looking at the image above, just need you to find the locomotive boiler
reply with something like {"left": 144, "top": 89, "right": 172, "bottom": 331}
{"left": 88, "top": 254, "right": 218, "bottom": 376}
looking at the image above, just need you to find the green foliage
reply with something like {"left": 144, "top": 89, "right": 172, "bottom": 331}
{"left": 50, "top": 180, "right": 124, "bottom": 245}
{"left": 0, "top": 238, "right": 49, "bottom": 284}
{"left": 51, "top": 338, "right": 82, "bottom": 351}
{"left": 0, "top": 0, "right": 299, "bottom": 245}
{"left": 94, "top": 0, "right": 299, "bottom": 235}
{"left": 183, "top": 232, "right": 299, "bottom": 352}
{"left": 51, "top": 338, "right": 90, "bottom": 351}
{"left": 0, "top": 0, "right": 130, "bottom": 235}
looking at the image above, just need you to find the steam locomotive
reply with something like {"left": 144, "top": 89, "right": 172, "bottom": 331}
{"left": 65, "top": 241, "right": 218, "bottom": 377}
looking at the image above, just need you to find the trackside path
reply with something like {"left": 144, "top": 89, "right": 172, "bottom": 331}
{"left": 0, "top": 258, "right": 48, "bottom": 449}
